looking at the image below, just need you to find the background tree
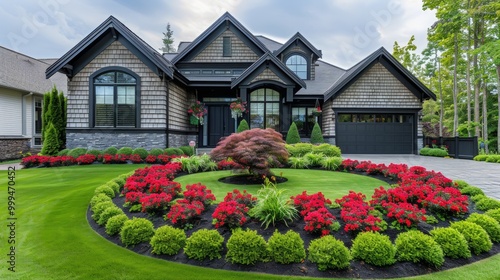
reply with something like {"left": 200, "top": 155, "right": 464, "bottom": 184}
{"left": 310, "top": 122, "right": 324, "bottom": 144}
{"left": 237, "top": 119, "right": 249, "bottom": 133}
{"left": 42, "top": 86, "right": 66, "bottom": 152}
{"left": 160, "top": 23, "right": 176, "bottom": 53}
{"left": 42, "top": 92, "right": 51, "bottom": 141}
{"left": 286, "top": 122, "right": 301, "bottom": 144}
{"left": 210, "top": 128, "right": 288, "bottom": 177}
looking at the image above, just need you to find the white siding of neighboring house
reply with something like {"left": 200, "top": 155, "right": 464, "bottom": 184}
{"left": 0, "top": 88, "right": 23, "bottom": 136}
{"left": 25, "top": 94, "right": 33, "bottom": 138}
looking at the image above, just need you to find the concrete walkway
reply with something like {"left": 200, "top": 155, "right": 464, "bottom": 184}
{"left": 0, "top": 162, "right": 22, "bottom": 171}
{"left": 343, "top": 154, "right": 500, "bottom": 200}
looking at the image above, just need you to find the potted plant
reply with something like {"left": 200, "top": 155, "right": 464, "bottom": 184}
{"left": 229, "top": 98, "right": 247, "bottom": 119}
{"left": 311, "top": 106, "right": 322, "bottom": 117}
{"left": 188, "top": 101, "right": 207, "bottom": 125}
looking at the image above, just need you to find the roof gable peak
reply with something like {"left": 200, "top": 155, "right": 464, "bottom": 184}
{"left": 275, "top": 32, "right": 322, "bottom": 59}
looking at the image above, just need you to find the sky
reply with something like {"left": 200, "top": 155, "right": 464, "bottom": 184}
{"left": 0, "top": 0, "right": 437, "bottom": 69}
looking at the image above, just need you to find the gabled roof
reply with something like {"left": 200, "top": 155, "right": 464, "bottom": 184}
{"left": 171, "top": 12, "right": 269, "bottom": 64}
{"left": 231, "top": 52, "right": 306, "bottom": 89}
{"left": 324, "top": 47, "right": 436, "bottom": 101}
{"left": 274, "top": 32, "right": 322, "bottom": 59}
{"left": 46, "top": 16, "right": 174, "bottom": 79}
{"left": 0, "top": 46, "right": 67, "bottom": 94}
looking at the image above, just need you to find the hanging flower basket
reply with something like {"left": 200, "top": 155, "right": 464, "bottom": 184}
{"left": 312, "top": 107, "right": 322, "bottom": 117}
{"left": 229, "top": 98, "right": 247, "bottom": 119}
{"left": 188, "top": 101, "right": 207, "bottom": 125}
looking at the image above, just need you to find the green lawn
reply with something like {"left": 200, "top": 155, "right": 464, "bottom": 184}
{"left": 0, "top": 165, "right": 499, "bottom": 280}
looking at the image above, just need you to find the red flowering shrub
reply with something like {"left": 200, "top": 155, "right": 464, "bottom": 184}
{"left": 383, "top": 163, "right": 408, "bottom": 179}
{"left": 335, "top": 191, "right": 366, "bottom": 206}
{"left": 217, "top": 159, "right": 245, "bottom": 170}
{"left": 129, "top": 154, "right": 143, "bottom": 164}
{"left": 291, "top": 191, "right": 332, "bottom": 217}
{"left": 167, "top": 199, "right": 205, "bottom": 227}
{"left": 157, "top": 154, "right": 171, "bottom": 164}
{"left": 21, "top": 155, "right": 51, "bottom": 168}
{"left": 49, "top": 156, "right": 77, "bottom": 167}
{"left": 304, "top": 207, "right": 336, "bottom": 236}
{"left": 423, "top": 187, "right": 468, "bottom": 217}
{"left": 140, "top": 192, "right": 173, "bottom": 214}
{"left": 384, "top": 202, "right": 426, "bottom": 229}
{"left": 145, "top": 155, "right": 157, "bottom": 164}
{"left": 337, "top": 192, "right": 381, "bottom": 234}
{"left": 76, "top": 154, "right": 96, "bottom": 165}
{"left": 212, "top": 200, "right": 248, "bottom": 228}
{"left": 103, "top": 154, "right": 128, "bottom": 164}
{"left": 125, "top": 191, "right": 145, "bottom": 205}
{"left": 340, "top": 159, "right": 359, "bottom": 171}
{"left": 183, "top": 183, "right": 216, "bottom": 206}
{"left": 223, "top": 189, "right": 257, "bottom": 208}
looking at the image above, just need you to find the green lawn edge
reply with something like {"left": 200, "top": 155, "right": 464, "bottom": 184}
{"left": 0, "top": 164, "right": 498, "bottom": 279}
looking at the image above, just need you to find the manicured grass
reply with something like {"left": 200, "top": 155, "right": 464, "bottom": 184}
{"left": 174, "top": 168, "right": 389, "bottom": 201}
{"left": 0, "top": 165, "right": 498, "bottom": 279}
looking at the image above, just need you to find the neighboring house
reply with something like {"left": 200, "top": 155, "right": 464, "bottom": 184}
{"left": 46, "top": 13, "right": 435, "bottom": 154}
{"left": 0, "top": 46, "right": 67, "bottom": 161}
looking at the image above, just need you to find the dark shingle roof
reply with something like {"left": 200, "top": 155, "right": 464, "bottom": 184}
{"left": 255, "top": 35, "right": 283, "bottom": 52}
{"left": 46, "top": 16, "right": 174, "bottom": 79}
{"left": 296, "top": 60, "right": 345, "bottom": 96}
{"left": 274, "top": 32, "right": 322, "bottom": 59}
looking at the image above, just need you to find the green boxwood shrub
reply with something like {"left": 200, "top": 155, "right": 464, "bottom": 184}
{"left": 105, "top": 214, "right": 129, "bottom": 236}
{"left": 267, "top": 230, "right": 306, "bottom": 264}
{"left": 237, "top": 119, "right": 249, "bottom": 133}
{"left": 94, "top": 185, "right": 115, "bottom": 199}
{"left": 184, "top": 229, "right": 224, "bottom": 261}
{"left": 165, "top": 148, "right": 184, "bottom": 156}
{"left": 451, "top": 221, "right": 493, "bottom": 255}
{"left": 485, "top": 155, "right": 500, "bottom": 163}
{"left": 395, "top": 230, "right": 444, "bottom": 267}
{"left": 68, "top": 147, "right": 87, "bottom": 158}
{"left": 473, "top": 154, "right": 488, "bottom": 161}
{"left": 91, "top": 201, "right": 116, "bottom": 222}
{"left": 150, "top": 225, "right": 187, "bottom": 255}
{"left": 475, "top": 197, "right": 500, "bottom": 211}
{"left": 148, "top": 148, "right": 164, "bottom": 156}
{"left": 226, "top": 228, "right": 267, "bottom": 265}
{"left": 453, "top": 180, "right": 470, "bottom": 190}
{"left": 286, "top": 122, "right": 301, "bottom": 144}
{"left": 103, "top": 146, "right": 118, "bottom": 155}
{"left": 461, "top": 186, "right": 485, "bottom": 197}
{"left": 308, "top": 235, "right": 351, "bottom": 271}
{"left": 120, "top": 218, "right": 155, "bottom": 247}
{"left": 117, "top": 147, "right": 133, "bottom": 155}
{"left": 131, "top": 148, "right": 148, "bottom": 159}
{"left": 485, "top": 208, "right": 500, "bottom": 223}
{"left": 106, "top": 181, "right": 121, "bottom": 194}
{"left": 97, "top": 206, "right": 124, "bottom": 226}
{"left": 466, "top": 213, "right": 500, "bottom": 243}
{"left": 351, "top": 231, "right": 396, "bottom": 266}
{"left": 312, "top": 143, "right": 341, "bottom": 157}
{"left": 179, "top": 146, "right": 194, "bottom": 156}
{"left": 57, "top": 149, "right": 70, "bottom": 156}
{"left": 419, "top": 147, "right": 448, "bottom": 157}
{"left": 430, "top": 227, "right": 471, "bottom": 259}
{"left": 471, "top": 194, "right": 487, "bottom": 203}
{"left": 90, "top": 193, "right": 112, "bottom": 209}
{"left": 310, "top": 122, "right": 324, "bottom": 144}
{"left": 86, "top": 149, "right": 102, "bottom": 157}
{"left": 114, "top": 177, "right": 126, "bottom": 188}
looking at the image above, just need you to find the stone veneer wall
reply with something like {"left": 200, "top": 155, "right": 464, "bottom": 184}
{"left": 191, "top": 30, "right": 259, "bottom": 63}
{"left": 66, "top": 131, "right": 166, "bottom": 150}
{"left": 0, "top": 138, "right": 32, "bottom": 161}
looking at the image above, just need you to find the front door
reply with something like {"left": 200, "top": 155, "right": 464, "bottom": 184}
{"left": 204, "top": 104, "right": 235, "bottom": 147}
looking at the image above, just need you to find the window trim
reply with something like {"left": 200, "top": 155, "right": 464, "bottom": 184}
{"left": 89, "top": 66, "right": 141, "bottom": 128}
{"left": 285, "top": 53, "right": 308, "bottom": 79}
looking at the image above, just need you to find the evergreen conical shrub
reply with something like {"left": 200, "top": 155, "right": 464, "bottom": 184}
{"left": 310, "top": 122, "right": 324, "bottom": 144}
{"left": 237, "top": 119, "right": 249, "bottom": 133}
{"left": 41, "top": 123, "right": 60, "bottom": 155}
{"left": 286, "top": 122, "right": 301, "bottom": 144}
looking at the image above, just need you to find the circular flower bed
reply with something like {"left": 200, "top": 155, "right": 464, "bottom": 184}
{"left": 87, "top": 159, "right": 500, "bottom": 279}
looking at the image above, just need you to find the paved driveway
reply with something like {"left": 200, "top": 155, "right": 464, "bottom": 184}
{"left": 343, "top": 154, "right": 500, "bottom": 200}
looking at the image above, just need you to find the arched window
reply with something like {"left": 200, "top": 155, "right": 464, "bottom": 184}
{"left": 249, "top": 88, "right": 280, "bottom": 130}
{"left": 286, "top": 54, "right": 307, "bottom": 79}
{"left": 92, "top": 70, "right": 138, "bottom": 127}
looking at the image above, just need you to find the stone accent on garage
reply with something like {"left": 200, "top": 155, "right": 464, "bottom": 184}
{"left": 0, "top": 137, "right": 32, "bottom": 161}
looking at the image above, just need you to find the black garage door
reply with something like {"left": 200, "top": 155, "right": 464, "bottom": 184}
{"left": 336, "top": 114, "right": 414, "bottom": 154}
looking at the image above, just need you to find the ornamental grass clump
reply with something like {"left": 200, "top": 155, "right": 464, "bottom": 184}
{"left": 120, "top": 217, "right": 155, "bottom": 247}
{"left": 450, "top": 221, "right": 492, "bottom": 255}
{"left": 395, "top": 230, "right": 444, "bottom": 268}
{"left": 150, "top": 225, "right": 186, "bottom": 255}
{"left": 351, "top": 231, "right": 396, "bottom": 266}
{"left": 184, "top": 229, "right": 224, "bottom": 261}
{"left": 307, "top": 235, "right": 351, "bottom": 271}
{"left": 430, "top": 227, "right": 471, "bottom": 259}
{"left": 248, "top": 178, "right": 298, "bottom": 229}
{"left": 226, "top": 228, "right": 267, "bottom": 265}
{"left": 267, "top": 230, "right": 306, "bottom": 264}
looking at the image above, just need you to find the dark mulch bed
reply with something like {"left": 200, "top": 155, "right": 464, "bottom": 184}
{"left": 88, "top": 171, "right": 500, "bottom": 279}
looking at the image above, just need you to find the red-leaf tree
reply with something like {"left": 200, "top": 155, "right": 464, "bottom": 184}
{"left": 210, "top": 128, "right": 288, "bottom": 177}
